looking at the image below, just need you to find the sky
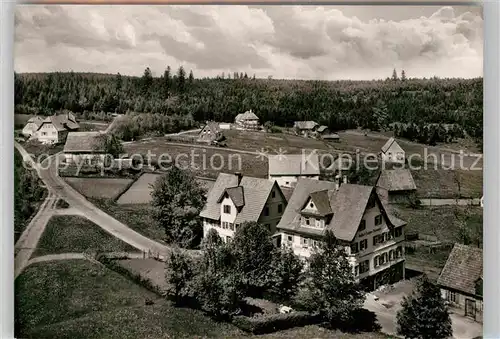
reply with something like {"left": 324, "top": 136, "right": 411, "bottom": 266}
{"left": 14, "top": 5, "right": 483, "bottom": 80}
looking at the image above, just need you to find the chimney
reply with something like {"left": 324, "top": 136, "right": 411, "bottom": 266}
{"left": 235, "top": 172, "right": 243, "bottom": 186}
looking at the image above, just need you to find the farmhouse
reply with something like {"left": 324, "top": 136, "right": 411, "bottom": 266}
{"left": 63, "top": 131, "right": 108, "bottom": 166}
{"left": 294, "top": 121, "right": 319, "bottom": 137}
{"left": 200, "top": 172, "right": 287, "bottom": 243}
{"left": 276, "top": 177, "right": 407, "bottom": 290}
{"left": 376, "top": 169, "right": 417, "bottom": 204}
{"left": 197, "top": 121, "right": 224, "bottom": 143}
{"left": 235, "top": 110, "right": 260, "bottom": 130}
{"left": 21, "top": 116, "right": 44, "bottom": 137}
{"left": 268, "top": 153, "right": 320, "bottom": 188}
{"left": 380, "top": 137, "right": 405, "bottom": 163}
{"left": 33, "top": 112, "right": 80, "bottom": 144}
{"left": 437, "top": 244, "right": 483, "bottom": 322}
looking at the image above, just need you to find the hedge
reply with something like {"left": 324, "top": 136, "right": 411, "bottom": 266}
{"left": 232, "top": 311, "right": 321, "bottom": 334}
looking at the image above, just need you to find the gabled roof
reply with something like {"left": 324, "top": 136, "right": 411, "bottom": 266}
{"left": 294, "top": 121, "right": 319, "bottom": 130}
{"left": 376, "top": 169, "right": 417, "bottom": 192}
{"left": 303, "top": 190, "right": 333, "bottom": 216}
{"left": 38, "top": 114, "right": 80, "bottom": 132}
{"left": 200, "top": 173, "right": 278, "bottom": 224}
{"left": 218, "top": 186, "right": 245, "bottom": 208}
{"left": 63, "top": 132, "right": 106, "bottom": 153}
{"left": 277, "top": 178, "right": 405, "bottom": 241}
{"left": 236, "top": 110, "right": 259, "bottom": 121}
{"left": 381, "top": 137, "right": 403, "bottom": 154}
{"left": 268, "top": 154, "right": 320, "bottom": 176}
{"left": 437, "top": 244, "right": 483, "bottom": 297}
{"left": 201, "top": 121, "right": 221, "bottom": 134}
{"left": 27, "top": 116, "right": 44, "bottom": 126}
{"left": 317, "top": 125, "right": 329, "bottom": 133}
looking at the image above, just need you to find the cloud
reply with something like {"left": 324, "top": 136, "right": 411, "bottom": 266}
{"left": 14, "top": 5, "right": 483, "bottom": 80}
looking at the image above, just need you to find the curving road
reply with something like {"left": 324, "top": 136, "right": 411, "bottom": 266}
{"left": 15, "top": 141, "right": 171, "bottom": 258}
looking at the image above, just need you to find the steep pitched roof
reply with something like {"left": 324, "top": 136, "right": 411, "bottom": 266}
{"left": 277, "top": 178, "right": 404, "bottom": 241}
{"left": 201, "top": 121, "right": 221, "bottom": 134}
{"left": 200, "top": 173, "right": 239, "bottom": 220}
{"left": 218, "top": 186, "right": 245, "bottom": 208}
{"left": 294, "top": 121, "right": 319, "bottom": 130}
{"left": 381, "top": 137, "right": 404, "bottom": 154}
{"left": 437, "top": 244, "right": 483, "bottom": 297}
{"left": 304, "top": 190, "right": 333, "bottom": 216}
{"left": 237, "top": 110, "right": 259, "bottom": 121}
{"left": 39, "top": 114, "right": 80, "bottom": 132}
{"left": 377, "top": 169, "right": 417, "bottom": 192}
{"left": 200, "top": 173, "right": 277, "bottom": 223}
{"left": 268, "top": 154, "right": 320, "bottom": 176}
{"left": 27, "top": 116, "right": 44, "bottom": 126}
{"left": 63, "top": 132, "right": 106, "bottom": 153}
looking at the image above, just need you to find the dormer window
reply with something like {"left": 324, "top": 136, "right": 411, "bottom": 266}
{"left": 223, "top": 205, "right": 231, "bottom": 214}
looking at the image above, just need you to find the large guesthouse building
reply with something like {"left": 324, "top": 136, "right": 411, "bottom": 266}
{"left": 276, "top": 177, "right": 407, "bottom": 290}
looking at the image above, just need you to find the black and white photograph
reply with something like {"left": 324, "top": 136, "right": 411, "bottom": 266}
{"left": 13, "top": 4, "right": 483, "bottom": 339}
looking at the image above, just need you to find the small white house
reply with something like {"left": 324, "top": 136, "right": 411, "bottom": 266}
{"left": 268, "top": 153, "right": 320, "bottom": 188}
{"left": 381, "top": 137, "right": 405, "bottom": 164}
{"left": 22, "top": 116, "right": 44, "bottom": 138}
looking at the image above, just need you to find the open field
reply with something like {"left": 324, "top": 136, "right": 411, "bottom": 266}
{"left": 16, "top": 261, "right": 390, "bottom": 339}
{"left": 92, "top": 199, "right": 166, "bottom": 244}
{"left": 15, "top": 260, "right": 245, "bottom": 339}
{"left": 117, "top": 173, "right": 214, "bottom": 205}
{"left": 64, "top": 177, "right": 134, "bottom": 200}
{"left": 33, "top": 216, "right": 137, "bottom": 257}
{"left": 411, "top": 168, "right": 482, "bottom": 199}
{"left": 115, "top": 258, "right": 168, "bottom": 292}
{"left": 392, "top": 205, "right": 483, "bottom": 243}
{"left": 124, "top": 140, "right": 268, "bottom": 179}
{"left": 79, "top": 122, "right": 109, "bottom": 132}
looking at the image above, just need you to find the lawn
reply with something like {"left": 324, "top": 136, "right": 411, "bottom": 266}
{"left": 117, "top": 173, "right": 214, "bottom": 205}
{"left": 23, "top": 140, "right": 64, "bottom": 160}
{"left": 79, "top": 122, "right": 109, "bottom": 132}
{"left": 33, "top": 215, "right": 137, "bottom": 257}
{"left": 411, "top": 168, "right": 482, "bottom": 199}
{"left": 92, "top": 199, "right": 166, "bottom": 244}
{"left": 64, "top": 177, "right": 134, "bottom": 200}
{"left": 124, "top": 140, "right": 268, "bottom": 179}
{"left": 15, "top": 260, "right": 244, "bottom": 339}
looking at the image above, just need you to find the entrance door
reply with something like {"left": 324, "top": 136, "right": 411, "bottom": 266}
{"left": 465, "top": 299, "right": 476, "bottom": 319}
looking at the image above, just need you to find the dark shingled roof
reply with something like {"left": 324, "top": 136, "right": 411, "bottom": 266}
{"left": 63, "top": 132, "right": 106, "bottom": 153}
{"left": 437, "top": 244, "right": 483, "bottom": 297}
{"left": 317, "top": 125, "right": 328, "bottom": 133}
{"left": 306, "top": 190, "right": 333, "bottom": 216}
{"left": 377, "top": 169, "right": 417, "bottom": 192}
{"left": 218, "top": 186, "right": 245, "bottom": 208}
{"left": 39, "top": 113, "right": 80, "bottom": 132}
{"left": 201, "top": 173, "right": 282, "bottom": 224}
{"left": 277, "top": 178, "right": 405, "bottom": 241}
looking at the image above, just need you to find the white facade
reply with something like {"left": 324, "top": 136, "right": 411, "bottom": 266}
{"left": 269, "top": 174, "right": 320, "bottom": 188}
{"left": 22, "top": 122, "right": 40, "bottom": 137}
{"left": 36, "top": 123, "right": 66, "bottom": 144}
{"left": 381, "top": 141, "right": 405, "bottom": 164}
{"left": 202, "top": 185, "right": 286, "bottom": 243}
{"left": 280, "top": 201, "right": 405, "bottom": 281}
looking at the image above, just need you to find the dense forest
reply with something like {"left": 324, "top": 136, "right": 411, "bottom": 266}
{"left": 14, "top": 67, "right": 483, "bottom": 145}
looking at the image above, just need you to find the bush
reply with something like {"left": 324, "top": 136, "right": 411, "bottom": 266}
{"left": 56, "top": 199, "right": 70, "bottom": 209}
{"left": 232, "top": 312, "right": 321, "bottom": 334}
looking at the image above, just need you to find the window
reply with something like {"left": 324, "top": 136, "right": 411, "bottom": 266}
{"left": 230, "top": 223, "right": 235, "bottom": 231}
{"left": 272, "top": 190, "right": 276, "bottom": 198}
{"left": 278, "top": 204, "right": 283, "bottom": 214}
{"left": 354, "top": 265, "right": 360, "bottom": 276}
{"left": 385, "top": 231, "right": 393, "bottom": 241}
{"left": 360, "top": 239, "right": 368, "bottom": 251}
{"left": 359, "top": 260, "right": 369, "bottom": 274}
{"left": 394, "top": 227, "right": 403, "bottom": 238}
{"left": 446, "top": 291, "right": 458, "bottom": 303}
{"left": 375, "top": 215, "right": 383, "bottom": 226}
{"left": 359, "top": 220, "right": 366, "bottom": 231}
{"left": 287, "top": 235, "right": 293, "bottom": 242}
{"left": 350, "top": 243, "right": 359, "bottom": 254}
{"left": 373, "top": 235, "right": 380, "bottom": 246}
{"left": 223, "top": 205, "right": 231, "bottom": 214}
{"left": 374, "top": 256, "right": 379, "bottom": 268}
{"left": 264, "top": 207, "right": 270, "bottom": 216}
{"left": 305, "top": 217, "right": 310, "bottom": 226}
{"left": 309, "top": 203, "right": 314, "bottom": 208}
{"left": 302, "top": 238, "right": 309, "bottom": 247}
{"left": 226, "top": 236, "right": 232, "bottom": 243}
{"left": 396, "top": 246, "right": 403, "bottom": 258}
{"left": 285, "top": 181, "right": 290, "bottom": 185}
{"left": 42, "top": 132, "right": 47, "bottom": 136}
{"left": 379, "top": 253, "right": 388, "bottom": 265}
{"left": 389, "top": 250, "right": 395, "bottom": 261}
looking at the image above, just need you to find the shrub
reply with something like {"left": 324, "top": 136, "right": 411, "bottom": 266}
{"left": 232, "top": 312, "right": 321, "bottom": 334}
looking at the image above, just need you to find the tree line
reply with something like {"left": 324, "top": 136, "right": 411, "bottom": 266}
{"left": 15, "top": 68, "right": 483, "bottom": 145}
